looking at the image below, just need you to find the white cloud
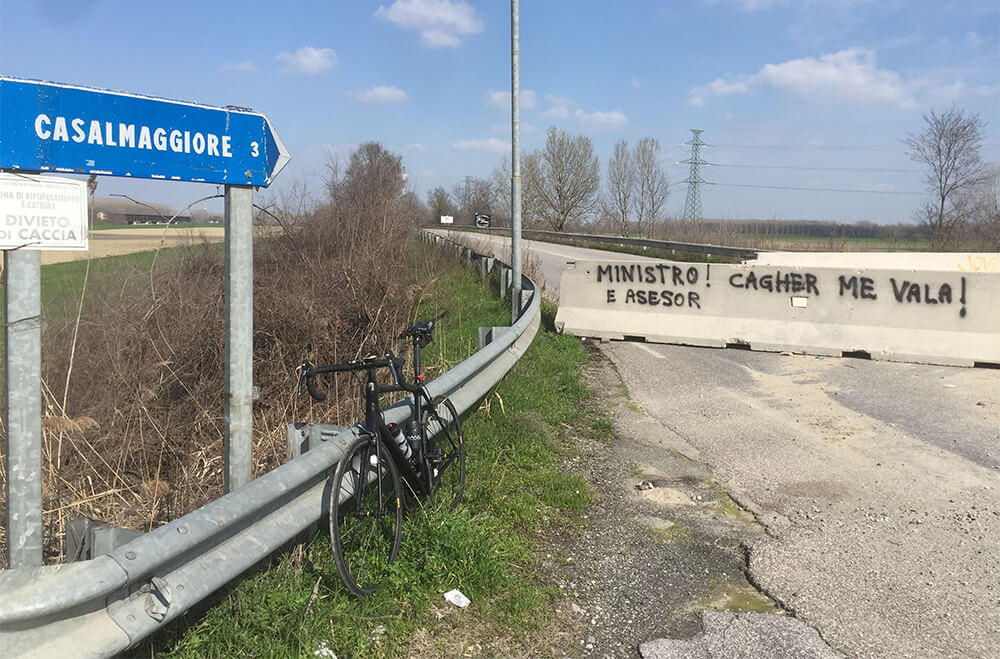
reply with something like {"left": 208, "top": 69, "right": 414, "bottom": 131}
{"left": 574, "top": 109, "right": 627, "bottom": 130}
{"left": 966, "top": 31, "right": 983, "bottom": 48}
{"left": 375, "top": 0, "right": 483, "bottom": 48}
{"left": 220, "top": 61, "right": 256, "bottom": 74}
{"left": 704, "top": 0, "right": 875, "bottom": 10}
{"left": 277, "top": 46, "right": 338, "bottom": 74}
{"left": 454, "top": 138, "right": 510, "bottom": 153}
{"left": 348, "top": 86, "right": 409, "bottom": 104}
{"left": 631, "top": 79, "right": 641, "bottom": 89}
{"left": 484, "top": 88, "right": 536, "bottom": 109}
{"left": 688, "top": 48, "right": 917, "bottom": 108}
{"left": 405, "top": 143, "right": 426, "bottom": 153}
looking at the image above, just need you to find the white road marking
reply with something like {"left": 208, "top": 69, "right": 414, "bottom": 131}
{"left": 633, "top": 343, "right": 666, "bottom": 359}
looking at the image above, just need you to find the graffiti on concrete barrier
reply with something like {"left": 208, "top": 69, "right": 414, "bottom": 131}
{"left": 595, "top": 262, "right": 972, "bottom": 319}
{"left": 838, "top": 276, "right": 877, "bottom": 300}
{"left": 597, "top": 263, "right": 708, "bottom": 309}
{"left": 957, "top": 254, "right": 999, "bottom": 273}
{"left": 729, "top": 271, "right": 819, "bottom": 295}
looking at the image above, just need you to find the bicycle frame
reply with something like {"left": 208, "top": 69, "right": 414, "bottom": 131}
{"left": 362, "top": 365, "right": 433, "bottom": 500}
{"left": 300, "top": 319, "right": 454, "bottom": 501}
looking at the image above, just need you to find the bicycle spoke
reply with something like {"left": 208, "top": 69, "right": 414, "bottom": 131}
{"left": 330, "top": 436, "right": 402, "bottom": 596}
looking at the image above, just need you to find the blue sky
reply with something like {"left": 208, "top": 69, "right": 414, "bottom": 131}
{"left": 1, "top": 0, "right": 997, "bottom": 224}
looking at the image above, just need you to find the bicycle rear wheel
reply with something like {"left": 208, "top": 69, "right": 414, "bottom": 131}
{"left": 422, "top": 395, "right": 466, "bottom": 509}
{"left": 330, "top": 435, "right": 403, "bottom": 597}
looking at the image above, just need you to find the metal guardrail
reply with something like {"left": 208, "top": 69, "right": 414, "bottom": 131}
{"left": 437, "top": 226, "right": 763, "bottom": 260}
{"left": 0, "top": 230, "right": 540, "bottom": 658}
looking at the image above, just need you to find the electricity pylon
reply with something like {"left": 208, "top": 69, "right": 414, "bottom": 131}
{"left": 681, "top": 129, "right": 709, "bottom": 222}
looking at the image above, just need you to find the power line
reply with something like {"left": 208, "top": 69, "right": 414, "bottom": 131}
{"left": 707, "top": 142, "right": 1000, "bottom": 151}
{"left": 671, "top": 161, "right": 921, "bottom": 173}
{"left": 711, "top": 182, "right": 924, "bottom": 195}
{"left": 713, "top": 163, "right": 922, "bottom": 173}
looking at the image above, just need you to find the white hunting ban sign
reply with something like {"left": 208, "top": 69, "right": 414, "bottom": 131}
{"left": 0, "top": 172, "right": 88, "bottom": 250}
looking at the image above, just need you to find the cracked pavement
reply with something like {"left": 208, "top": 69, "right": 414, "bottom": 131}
{"left": 604, "top": 341, "right": 1000, "bottom": 658}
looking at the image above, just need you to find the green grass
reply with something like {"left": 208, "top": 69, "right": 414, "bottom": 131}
{"left": 0, "top": 244, "right": 217, "bottom": 359}
{"left": 762, "top": 234, "right": 931, "bottom": 251}
{"left": 695, "top": 581, "right": 781, "bottom": 614}
{"left": 40, "top": 247, "right": 201, "bottom": 318}
{"left": 152, "top": 250, "right": 600, "bottom": 658}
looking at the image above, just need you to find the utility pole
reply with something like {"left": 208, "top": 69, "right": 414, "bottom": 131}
{"left": 681, "top": 129, "right": 710, "bottom": 222}
{"left": 510, "top": 0, "right": 523, "bottom": 320}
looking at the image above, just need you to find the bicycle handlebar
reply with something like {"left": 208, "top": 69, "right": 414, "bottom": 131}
{"left": 299, "top": 352, "right": 421, "bottom": 402}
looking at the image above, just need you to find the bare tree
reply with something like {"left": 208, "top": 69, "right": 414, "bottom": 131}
{"left": 427, "top": 186, "right": 455, "bottom": 222}
{"left": 905, "top": 106, "right": 986, "bottom": 247}
{"left": 326, "top": 142, "right": 408, "bottom": 246}
{"left": 531, "top": 127, "right": 600, "bottom": 231}
{"left": 520, "top": 151, "right": 546, "bottom": 228}
{"left": 605, "top": 140, "right": 636, "bottom": 236}
{"left": 491, "top": 156, "right": 512, "bottom": 227}
{"left": 633, "top": 137, "right": 670, "bottom": 238}
{"left": 959, "top": 163, "right": 1000, "bottom": 249}
{"left": 468, "top": 178, "right": 495, "bottom": 222}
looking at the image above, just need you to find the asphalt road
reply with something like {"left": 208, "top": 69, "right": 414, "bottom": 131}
{"left": 433, "top": 228, "right": 1000, "bottom": 658}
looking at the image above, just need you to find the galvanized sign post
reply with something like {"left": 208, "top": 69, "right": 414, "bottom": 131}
{"left": 0, "top": 77, "right": 289, "bottom": 566}
{"left": 223, "top": 185, "right": 254, "bottom": 492}
{"left": 4, "top": 249, "right": 43, "bottom": 568}
{"left": 1, "top": 172, "right": 88, "bottom": 568}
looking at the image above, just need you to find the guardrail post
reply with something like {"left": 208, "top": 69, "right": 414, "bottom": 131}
{"left": 516, "top": 289, "right": 532, "bottom": 319}
{"left": 224, "top": 185, "right": 254, "bottom": 493}
{"left": 4, "top": 249, "right": 43, "bottom": 568}
{"left": 478, "top": 326, "right": 512, "bottom": 350}
{"left": 499, "top": 266, "right": 512, "bottom": 296}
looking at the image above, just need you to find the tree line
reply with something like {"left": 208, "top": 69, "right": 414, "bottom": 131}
{"left": 319, "top": 109, "right": 997, "bottom": 251}
{"left": 426, "top": 126, "right": 671, "bottom": 237}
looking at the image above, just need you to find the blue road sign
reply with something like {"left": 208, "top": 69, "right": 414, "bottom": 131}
{"left": 0, "top": 77, "right": 289, "bottom": 186}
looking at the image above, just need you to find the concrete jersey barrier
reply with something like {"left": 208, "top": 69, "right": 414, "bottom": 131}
{"left": 748, "top": 251, "right": 1000, "bottom": 273}
{"left": 554, "top": 259, "right": 1000, "bottom": 367}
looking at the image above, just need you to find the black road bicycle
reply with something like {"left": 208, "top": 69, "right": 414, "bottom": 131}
{"left": 298, "top": 318, "right": 466, "bottom": 596}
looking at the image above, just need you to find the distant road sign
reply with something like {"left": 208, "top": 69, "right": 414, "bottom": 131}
{"left": 0, "top": 173, "right": 87, "bottom": 250}
{"left": 440, "top": 215, "right": 454, "bottom": 224}
{"left": 0, "top": 77, "right": 290, "bottom": 186}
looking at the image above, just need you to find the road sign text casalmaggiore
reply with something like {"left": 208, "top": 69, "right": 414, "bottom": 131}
{"left": 0, "top": 77, "right": 289, "bottom": 186}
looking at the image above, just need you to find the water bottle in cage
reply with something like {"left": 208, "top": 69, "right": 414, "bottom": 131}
{"left": 386, "top": 422, "right": 412, "bottom": 461}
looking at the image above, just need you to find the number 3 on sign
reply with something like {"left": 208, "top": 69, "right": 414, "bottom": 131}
{"left": 250, "top": 141, "right": 259, "bottom": 157}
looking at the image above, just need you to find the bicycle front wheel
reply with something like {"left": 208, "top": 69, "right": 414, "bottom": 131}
{"left": 330, "top": 435, "right": 403, "bottom": 597}
{"left": 422, "top": 395, "right": 466, "bottom": 509}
